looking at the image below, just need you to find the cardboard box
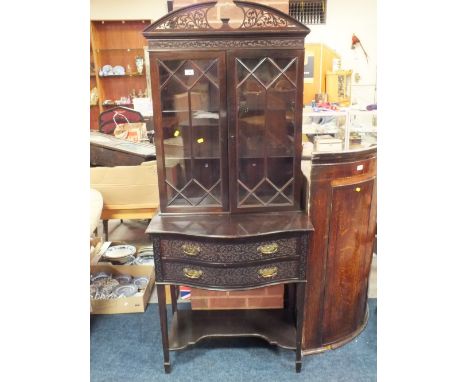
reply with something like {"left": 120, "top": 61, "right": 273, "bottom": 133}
{"left": 90, "top": 264, "right": 155, "bottom": 314}
{"left": 90, "top": 161, "right": 159, "bottom": 211}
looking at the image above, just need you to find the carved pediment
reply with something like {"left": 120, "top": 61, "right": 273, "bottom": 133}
{"left": 143, "top": 1, "right": 309, "bottom": 37}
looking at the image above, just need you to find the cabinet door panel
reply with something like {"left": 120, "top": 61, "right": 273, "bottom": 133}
{"left": 150, "top": 51, "right": 228, "bottom": 212}
{"left": 227, "top": 50, "right": 304, "bottom": 213}
{"left": 321, "top": 177, "right": 375, "bottom": 344}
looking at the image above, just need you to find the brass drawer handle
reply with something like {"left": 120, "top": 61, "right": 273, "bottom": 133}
{"left": 257, "top": 243, "right": 279, "bottom": 256}
{"left": 258, "top": 266, "right": 278, "bottom": 278}
{"left": 183, "top": 268, "right": 203, "bottom": 279}
{"left": 182, "top": 243, "right": 201, "bottom": 256}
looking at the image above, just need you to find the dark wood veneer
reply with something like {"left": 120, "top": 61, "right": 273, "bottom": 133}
{"left": 302, "top": 147, "right": 376, "bottom": 353}
{"left": 169, "top": 309, "right": 297, "bottom": 351}
{"left": 144, "top": 1, "right": 311, "bottom": 373}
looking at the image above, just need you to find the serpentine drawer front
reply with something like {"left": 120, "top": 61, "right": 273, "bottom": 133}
{"left": 161, "top": 259, "right": 300, "bottom": 288}
{"left": 159, "top": 234, "right": 301, "bottom": 264}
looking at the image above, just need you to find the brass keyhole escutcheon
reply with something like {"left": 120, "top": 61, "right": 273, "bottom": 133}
{"left": 182, "top": 243, "right": 201, "bottom": 256}
{"left": 355, "top": 187, "right": 361, "bottom": 192}
{"left": 257, "top": 243, "right": 279, "bottom": 256}
{"left": 258, "top": 266, "right": 278, "bottom": 278}
{"left": 183, "top": 268, "right": 203, "bottom": 279}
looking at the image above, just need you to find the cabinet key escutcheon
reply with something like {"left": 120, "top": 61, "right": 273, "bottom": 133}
{"left": 181, "top": 243, "right": 201, "bottom": 256}
{"left": 258, "top": 266, "right": 278, "bottom": 278}
{"left": 183, "top": 268, "right": 203, "bottom": 279}
{"left": 257, "top": 243, "right": 279, "bottom": 256}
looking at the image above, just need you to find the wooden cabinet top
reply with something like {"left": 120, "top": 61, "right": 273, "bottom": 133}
{"left": 143, "top": 1, "right": 310, "bottom": 43}
{"left": 146, "top": 211, "right": 312, "bottom": 238}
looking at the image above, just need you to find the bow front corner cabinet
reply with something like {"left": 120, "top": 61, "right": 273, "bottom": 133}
{"left": 143, "top": 1, "right": 313, "bottom": 373}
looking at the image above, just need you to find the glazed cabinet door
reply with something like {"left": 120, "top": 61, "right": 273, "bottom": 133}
{"left": 150, "top": 51, "right": 228, "bottom": 213}
{"left": 227, "top": 50, "right": 304, "bottom": 213}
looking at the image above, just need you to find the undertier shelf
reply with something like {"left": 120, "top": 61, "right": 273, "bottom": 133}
{"left": 168, "top": 308, "right": 296, "bottom": 351}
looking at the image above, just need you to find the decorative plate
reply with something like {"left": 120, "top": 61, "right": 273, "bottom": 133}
{"left": 115, "top": 274, "right": 133, "bottom": 284}
{"left": 133, "top": 276, "right": 149, "bottom": 289}
{"left": 90, "top": 285, "right": 98, "bottom": 298}
{"left": 137, "top": 250, "right": 153, "bottom": 258}
{"left": 113, "top": 65, "right": 125, "bottom": 75}
{"left": 133, "top": 257, "right": 154, "bottom": 265}
{"left": 102, "top": 64, "right": 113, "bottom": 75}
{"left": 91, "top": 272, "right": 110, "bottom": 282}
{"left": 104, "top": 245, "right": 136, "bottom": 259}
{"left": 114, "top": 284, "right": 138, "bottom": 297}
{"left": 138, "top": 245, "right": 153, "bottom": 253}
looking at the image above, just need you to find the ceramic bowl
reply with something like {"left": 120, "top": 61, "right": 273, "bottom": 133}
{"left": 114, "top": 284, "right": 138, "bottom": 297}
{"left": 103, "top": 245, "right": 136, "bottom": 260}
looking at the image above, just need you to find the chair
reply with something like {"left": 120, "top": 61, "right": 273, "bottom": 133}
{"left": 90, "top": 160, "right": 159, "bottom": 240}
{"left": 99, "top": 106, "right": 145, "bottom": 135}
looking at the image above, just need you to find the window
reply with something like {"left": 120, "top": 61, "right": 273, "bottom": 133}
{"left": 289, "top": 0, "right": 326, "bottom": 25}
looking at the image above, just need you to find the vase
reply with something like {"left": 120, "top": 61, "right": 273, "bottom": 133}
{"left": 135, "top": 56, "right": 144, "bottom": 75}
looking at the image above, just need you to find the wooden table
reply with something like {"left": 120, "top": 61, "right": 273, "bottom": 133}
{"left": 147, "top": 212, "right": 313, "bottom": 373}
{"left": 90, "top": 131, "right": 156, "bottom": 167}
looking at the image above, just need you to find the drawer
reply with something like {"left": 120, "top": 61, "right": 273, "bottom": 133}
{"left": 161, "top": 260, "right": 300, "bottom": 288}
{"left": 159, "top": 235, "right": 300, "bottom": 264}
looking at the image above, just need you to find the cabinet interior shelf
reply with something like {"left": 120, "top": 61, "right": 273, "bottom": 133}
{"left": 99, "top": 73, "right": 145, "bottom": 78}
{"left": 168, "top": 308, "right": 296, "bottom": 351}
{"left": 96, "top": 48, "right": 145, "bottom": 52}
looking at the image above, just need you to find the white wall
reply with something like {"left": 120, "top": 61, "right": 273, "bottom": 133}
{"left": 90, "top": 0, "right": 377, "bottom": 105}
{"left": 90, "top": 0, "right": 168, "bottom": 21}
{"left": 306, "top": 0, "right": 377, "bottom": 105}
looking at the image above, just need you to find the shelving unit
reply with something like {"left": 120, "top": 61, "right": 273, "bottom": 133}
{"left": 302, "top": 108, "right": 377, "bottom": 154}
{"left": 90, "top": 20, "right": 151, "bottom": 130}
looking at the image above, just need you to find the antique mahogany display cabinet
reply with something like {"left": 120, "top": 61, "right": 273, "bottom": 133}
{"left": 143, "top": 0, "right": 313, "bottom": 373}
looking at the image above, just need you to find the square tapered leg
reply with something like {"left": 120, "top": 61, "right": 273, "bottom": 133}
{"left": 156, "top": 284, "right": 171, "bottom": 373}
{"left": 295, "top": 282, "right": 305, "bottom": 373}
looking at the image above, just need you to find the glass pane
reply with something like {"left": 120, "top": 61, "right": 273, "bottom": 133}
{"left": 348, "top": 111, "right": 377, "bottom": 150}
{"left": 165, "top": 159, "right": 222, "bottom": 207}
{"left": 267, "top": 157, "right": 294, "bottom": 189}
{"left": 174, "top": 60, "right": 203, "bottom": 88}
{"left": 266, "top": 77, "right": 296, "bottom": 156}
{"left": 238, "top": 158, "right": 264, "bottom": 189}
{"left": 274, "top": 58, "right": 297, "bottom": 85}
{"left": 238, "top": 78, "right": 265, "bottom": 158}
{"left": 301, "top": 110, "right": 347, "bottom": 154}
{"left": 236, "top": 55, "right": 298, "bottom": 208}
{"left": 165, "top": 158, "right": 191, "bottom": 204}
{"left": 159, "top": 57, "right": 222, "bottom": 208}
{"left": 255, "top": 58, "right": 281, "bottom": 87}
{"left": 192, "top": 159, "right": 220, "bottom": 189}
{"left": 161, "top": 77, "right": 188, "bottom": 112}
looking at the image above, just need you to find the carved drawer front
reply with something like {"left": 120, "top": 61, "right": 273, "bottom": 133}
{"left": 160, "top": 236, "right": 300, "bottom": 264}
{"left": 161, "top": 260, "right": 300, "bottom": 288}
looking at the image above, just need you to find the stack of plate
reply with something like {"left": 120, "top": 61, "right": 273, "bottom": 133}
{"left": 102, "top": 245, "right": 136, "bottom": 264}
{"left": 134, "top": 246, "right": 154, "bottom": 265}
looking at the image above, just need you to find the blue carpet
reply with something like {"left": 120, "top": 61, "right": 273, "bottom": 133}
{"left": 91, "top": 299, "right": 376, "bottom": 382}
